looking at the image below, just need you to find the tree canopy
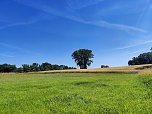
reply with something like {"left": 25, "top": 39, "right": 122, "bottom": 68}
{"left": 0, "top": 63, "right": 75, "bottom": 73}
{"left": 0, "top": 64, "right": 16, "bottom": 73}
{"left": 101, "top": 65, "right": 109, "bottom": 68}
{"left": 128, "top": 52, "right": 152, "bottom": 66}
{"left": 72, "top": 49, "right": 94, "bottom": 69}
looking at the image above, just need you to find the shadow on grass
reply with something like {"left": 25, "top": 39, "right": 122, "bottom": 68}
{"left": 74, "top": 81, "right": 108, "bottom": 87}
{"left": 43, "top": 94, "right": 93, "bottom": 105}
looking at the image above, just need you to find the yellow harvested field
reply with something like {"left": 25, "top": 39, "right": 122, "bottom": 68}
{"left": 40, "top": 64, "right": 152, "bottom": 74}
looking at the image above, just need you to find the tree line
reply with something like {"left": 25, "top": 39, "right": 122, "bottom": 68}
{"left": 128, "top": 48, "right": 152, "bottom": 66}
{"left": 0, "top": 62, "right": 76, "bottom": 73}
{"left": 0, "top": 48, "right": 93, "bottom": 73}
{"left": 3, "top": 47, "right": 152, "bottom": 72}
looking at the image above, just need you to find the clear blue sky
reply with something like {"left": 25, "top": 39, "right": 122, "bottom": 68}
{"left": 0, "top": 0, "right": 152, "bottom": 68}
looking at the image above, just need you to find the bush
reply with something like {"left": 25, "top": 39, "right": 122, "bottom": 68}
{"left": 101, "top": 65, "right": 109, "bottom": 68}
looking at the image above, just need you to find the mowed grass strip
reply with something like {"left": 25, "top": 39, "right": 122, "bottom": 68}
{"left": 0, "top": 73, "right": 152, "bottom": 114}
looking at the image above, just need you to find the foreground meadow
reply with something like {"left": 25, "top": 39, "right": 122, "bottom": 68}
{"left": 0, "top": 73, "right": 152, "bottom": 114}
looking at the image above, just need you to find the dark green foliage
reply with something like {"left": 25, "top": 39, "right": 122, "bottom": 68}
{"left": 30, "top": 63, "right": 40, "bottom": 72}
{"left": 0, "top": 62, "right": 75, "bottom": 73}
{"left": 16, "top": 67, "right": 23, "bottom": 73}
{"left": 39, "top": 62, "right": 76, "bottom": 71}
{"left": 0, "top": 64, "right": 17, "bottom": 72}
{"left": 40, "top": 62, "right": 52, "bottom": 71}
{"left": 72, "top": 49, "right": 94, "bottom": 69}
{"left": 22, "top": 64, "right": 31, "bottom": 72}
{"left": 128, "top": 52, "right": 152, "bottom": 65}
{"left": 101, "top": 65, "right": 109, "bottom": 68}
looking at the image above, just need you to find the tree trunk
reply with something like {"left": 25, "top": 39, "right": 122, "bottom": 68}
{"left": 80, "top": 64, "right": 87, "bottom": 69}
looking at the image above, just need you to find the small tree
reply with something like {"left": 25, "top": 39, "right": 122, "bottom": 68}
{"left": 150, "top": 47, "right": 152, "bottom": 52}
{"left": 101, "top": 65, "right": 109, "bottom": 68}
{"left": 72, "top": 49, "right": 94, "bottom": 69}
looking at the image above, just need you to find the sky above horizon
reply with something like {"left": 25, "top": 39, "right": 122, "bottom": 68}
{"left": 0, "top": 0, "right": 152, "bottom": 68}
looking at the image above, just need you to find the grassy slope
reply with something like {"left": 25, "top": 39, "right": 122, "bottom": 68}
{"left": 0, "top": 73, "right": 152, "bottom": 114}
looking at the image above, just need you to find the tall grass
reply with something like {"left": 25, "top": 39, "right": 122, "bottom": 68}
{"left": 0, "top": 73, "right": 152, "bottom": 113}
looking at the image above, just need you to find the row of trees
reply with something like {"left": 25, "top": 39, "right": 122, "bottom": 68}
{"left": 5, "top": 47, "right": 152, "bottom": 72}
{"left": 128, "top": 49, "right": 152, "bottom": 65}
{"left": 0, "top": 49, "right": 93, "bottom": 73}
{"left": 0, "top": 62, "right": 76, "bottom": 73}
{"left": 0, "top": 64, "right": 17, "bottom": 72}
{"left": 0, "top": 49, "right": 94, "bottom": 72}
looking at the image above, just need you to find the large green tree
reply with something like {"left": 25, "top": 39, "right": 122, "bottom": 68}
{"left": 72, "top": 49, "right": 94, "bottom": 69}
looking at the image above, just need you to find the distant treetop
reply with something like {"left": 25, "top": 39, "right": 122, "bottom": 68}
{"left": 128, "top": 48, "right": 152, "bottom": 66}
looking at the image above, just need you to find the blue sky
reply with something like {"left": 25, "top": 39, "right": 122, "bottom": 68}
{"left": 0, "top": 0, "right": 152, "bottom": 68}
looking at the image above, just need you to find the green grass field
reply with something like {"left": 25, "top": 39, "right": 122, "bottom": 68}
{"left": 0, "top": 73, "right": 152, "bottom": 114}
